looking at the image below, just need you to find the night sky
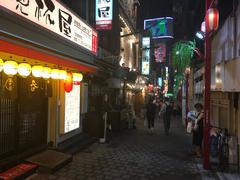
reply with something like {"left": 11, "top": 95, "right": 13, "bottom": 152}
{"left": 137, "top": 0, "right": 173, "bottom": 29}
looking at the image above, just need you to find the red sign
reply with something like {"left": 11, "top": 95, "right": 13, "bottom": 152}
{"left": 92, "top": 31, "right": 98, "bottom": 54}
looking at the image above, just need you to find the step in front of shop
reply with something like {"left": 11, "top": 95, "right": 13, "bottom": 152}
{"left": 57, "top": 133, "right": 97, "bottom": 155}
{"left": 25, "top": 150, "right": 72, "bottom": 174}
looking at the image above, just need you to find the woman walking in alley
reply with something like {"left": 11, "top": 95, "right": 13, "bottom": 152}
{"left": 192, "top": 103, "right": 204, "bottom": 158}
{"left": 146, "top": 97, "right": 156, "bottom": 134}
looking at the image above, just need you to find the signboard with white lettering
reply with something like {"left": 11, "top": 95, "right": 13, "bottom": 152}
{"left": 0, "top": 0, "right": 98, "bottom": 54}
{"left": 141, "top": 37, "right": 150, "bottom": 75}
{"left": 95, "top": 0, "right": 113, "bottom": 30}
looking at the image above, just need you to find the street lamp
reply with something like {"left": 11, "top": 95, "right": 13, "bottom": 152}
{"left": 195, "top": 31, "right": 205, "bottom": 40}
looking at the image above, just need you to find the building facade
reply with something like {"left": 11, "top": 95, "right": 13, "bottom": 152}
{"left": 0, "top": 0, "right": 98, "bottom": 170}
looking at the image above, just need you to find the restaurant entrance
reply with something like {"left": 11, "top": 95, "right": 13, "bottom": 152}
{"left": 0, "top": 73, "right": 49, "bottom": 167}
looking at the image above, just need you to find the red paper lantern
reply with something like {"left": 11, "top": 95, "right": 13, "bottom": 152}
{"left": 64, "top": 72, "right": 73, "bottom": 93}
{"left": 205, "top": 8, "right": 219, "bottom": 32}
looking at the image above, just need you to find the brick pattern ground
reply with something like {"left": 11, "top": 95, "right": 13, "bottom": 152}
{"left": 29, "top": 114, "right": 223, "bottom": 180}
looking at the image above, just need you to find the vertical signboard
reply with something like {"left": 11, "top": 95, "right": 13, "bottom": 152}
{"left": 141, "top": 37, "right": 150, "bottom": 75}
{"left": 0, "top": 0, "right": 98, "bottom": 55}
{"left": 154, "top": 43, "right": 166, "bottom": 63}
{"left": 96, "top": 0, "right": 113, "bottom": 30}
{"left": 158, "top": 77, "right": 162, "bottom": 87}
{"left": 64, "top": 84, "right": 80, "bottom": 133}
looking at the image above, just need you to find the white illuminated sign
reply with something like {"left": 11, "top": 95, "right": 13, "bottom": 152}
{"left": 64, "top": 84, "right": 80, "bottom": 133}
{"left": 141, "top": 37, "right": 150, "bottom": 75}
{"left": 0, "top": 0, "right": 98, "bottom": 54}
{"left": 96, "top": 0, "right": 113, "bottom": 30}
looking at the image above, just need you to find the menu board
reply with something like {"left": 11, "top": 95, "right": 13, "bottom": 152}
{"left": 64, "top": 84, "right": 80, "bottom": 133}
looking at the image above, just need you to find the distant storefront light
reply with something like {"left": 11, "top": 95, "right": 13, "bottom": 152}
{"left": 18, "top": 63, "right": 31, "bottom": 77}
{"left": 3, "top": 61, "right": 18, "bottom": 76}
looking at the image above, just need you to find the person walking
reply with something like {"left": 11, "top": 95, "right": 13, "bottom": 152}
{"left": 159, "top": 98, "right": 172, "bottom": 136}
{"left": 146, "top": 97, "right": 156, "bottom": 134}
{"left": 192, "top": 103, "right": 204, "bottom": 158}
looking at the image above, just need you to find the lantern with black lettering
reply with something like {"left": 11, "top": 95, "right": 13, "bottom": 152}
{"left": 64, "top": 72, "right": 73, "bottom": 93}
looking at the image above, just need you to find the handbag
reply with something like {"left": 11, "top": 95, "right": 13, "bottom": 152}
{"left": 186, "top": 121, "right": 193, "bottom": 133}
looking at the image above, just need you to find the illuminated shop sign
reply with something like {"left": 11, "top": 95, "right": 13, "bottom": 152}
{"left": 154, "top": 43, "right": 166, "bottom": 63}
{"left": 141, "top": 37, "right": 150, "bottom": 75}
{"left": 144, "top": 17, "right": 173, "bottom": 39}
{"left": 0, "top": 0, "right": 98, "bottom": 54}
{"left": 64, "top": 84, "right": 80, "bottom": 133}
{"left": 158, "top": 77, "right": 162, "bottom": 87}
{"left": 96, "top": 0, "right": 113, "bottom": 30}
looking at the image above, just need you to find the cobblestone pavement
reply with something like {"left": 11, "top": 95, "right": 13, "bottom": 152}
{"left": 29, "top": 115, "right": 230, "bottom": 180}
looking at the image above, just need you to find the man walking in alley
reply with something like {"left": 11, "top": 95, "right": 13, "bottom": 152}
{"left": 146, "top": 97, "right": 156, "bottom": 134}
{"left": 159, "top": 98, "right": 172, "bottom": 136}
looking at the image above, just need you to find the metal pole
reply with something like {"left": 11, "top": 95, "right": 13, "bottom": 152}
{"left": 186, "top": 73, "right": 189, "bottom": 126}
{"left": 203, "top": 0, "right": 211, "bottom": 170}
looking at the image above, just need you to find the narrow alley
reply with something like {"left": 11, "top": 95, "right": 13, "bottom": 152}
{"left": 29, "top": 115, "right": 220, "bottom": 180}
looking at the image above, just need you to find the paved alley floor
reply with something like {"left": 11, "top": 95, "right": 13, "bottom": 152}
{"left": 29, "top": 115, "right": 239, "bottom": 180}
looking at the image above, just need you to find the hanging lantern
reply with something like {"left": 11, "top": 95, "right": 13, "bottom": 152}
{"left": 205, "top": 8, "right": 219, "bottom": 32}
{"left": 64, "top": 72, "right": 73, "bottom": 92}
{"left": 0, "top": 58, "right": 3, "bottom": 72}
{"left": 32, "top": 65, "right": 43, "bottom": 78}
{"left": 73, "top": 73, "right": 83, "bottom": 84}
{"left": 59, "top": 70, "right": 67, "bottom": 80}
{"left": 3, "top": 61, "right": 18, "bottom": 76}
{"left": 51, "top": 69, "right": 60, "bottom": 79}
{"left": 42, "top": 67, "right": 51, "bottom": 79}
{"left": 201, "top": 21, "right": 206, "bottom": 33}
{"left": 18, "top": 63, "right": 31, "bottom": 77}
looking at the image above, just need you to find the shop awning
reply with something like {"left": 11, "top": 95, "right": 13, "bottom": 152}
{"left": 0, "top": 39, "right": 97, "bottom": 72}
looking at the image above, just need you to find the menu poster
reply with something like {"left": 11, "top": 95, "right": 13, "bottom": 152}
{"left": 64, "top": 84, "right": 80, "bottom": 133}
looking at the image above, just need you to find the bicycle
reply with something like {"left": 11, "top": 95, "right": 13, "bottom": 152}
{"left": 210, "top": 126, "right": 229, "bottom": 171}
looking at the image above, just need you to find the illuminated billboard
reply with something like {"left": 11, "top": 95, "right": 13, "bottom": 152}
{"left": 154, "top": 43, "right": 166, "bottom": 63}
{"left": 96, "top": 0, "right": 113, "bottom": 30}
{"left": 144, "top": 17, "right": 173, "bottom": 39}
{"left": 141, "top": 37, "right": 150, "bottom": 75}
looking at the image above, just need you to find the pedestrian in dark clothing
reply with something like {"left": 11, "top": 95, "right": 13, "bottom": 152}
{"left": 192, "top": 103, "right": 204, "bottom": 158}
{"left": 146, "top": 98, "right": 156, "bottom": 133}
{"left": 159, "top": 98, "right": 172, "bottom": 136}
